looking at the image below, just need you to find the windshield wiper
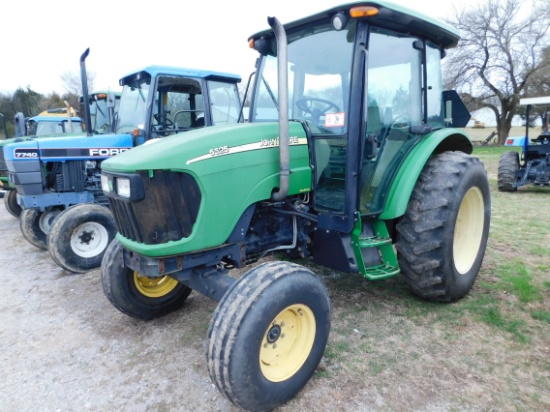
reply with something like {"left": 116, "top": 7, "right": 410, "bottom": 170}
{"left": 262, "top": 76, "right": 279, "bottom": 110}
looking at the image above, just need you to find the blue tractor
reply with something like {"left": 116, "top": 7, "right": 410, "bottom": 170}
{"left": 498, "top": 96, "right": 550, "bottom": 191}
{"left": 1, "top": 93, "right": 121, "bottom": 217}
{"left": 4, "top": 49, "right": 242, "bottom": 272}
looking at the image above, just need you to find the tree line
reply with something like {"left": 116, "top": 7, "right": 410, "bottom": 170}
{"left": 0, "top": 71, "right": 95, "bottom": 138}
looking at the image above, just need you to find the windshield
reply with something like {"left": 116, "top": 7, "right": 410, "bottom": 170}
{"left": 30, "top": 120, "right": 83, "bottom": 136}
{"left": 90, "top": 96, "right": 119, "bottom": 134}
{"left": 116, "top": 80, "right": 149, "bottom": 134}
{"left": 250, "top": 21, "right": 355, "bottom": 135}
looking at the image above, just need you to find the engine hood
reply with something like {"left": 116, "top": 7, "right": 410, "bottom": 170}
{"left": 3, "top": 133, "right": 134, "bottom": 163}
{"left": 101, "top": 122, "right": 310, "bottom": 176}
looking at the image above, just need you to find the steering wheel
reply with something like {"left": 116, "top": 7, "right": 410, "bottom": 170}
{"left": 296, "top": 97, "right": 340, "bottom": 117}
{"left": 389, "top": 115, "right": 409, "bottom": 130}
{"left": 154, "top": 113, "right": 174, "bottom": 127}
{"left": 153, "top": 113, "right": 174, "bottom": 136}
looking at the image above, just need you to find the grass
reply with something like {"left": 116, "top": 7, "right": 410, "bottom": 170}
{"left": 292, "top": 144, "right": 550, "bottom": 411}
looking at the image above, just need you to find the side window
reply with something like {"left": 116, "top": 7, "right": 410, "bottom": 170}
{"left": 208, "top": 81, "right": 241, "bottom": 125}
{"left": 168, "top": 91, "right": 205, "bottom": 130}
{"left": 152, "top": 77, "right": 206, "bottom": 136}
{"left": 366, "top": 29, "right": 422, "bottom": 135}
{"left": 360, "top": 29, "right": 423, "bottom": 215}
{"left": 426, "top": 42, "right": 444, "bottom": 129}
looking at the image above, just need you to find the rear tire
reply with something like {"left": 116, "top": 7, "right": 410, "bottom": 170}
{"left": 396, "top": 151, "right": 491, "bottom": 302}
{"left": 207, "top": 261, "right": 331, "bottom": 411}
{"left": 20, "top": 208, "right": 62, "bottom": 250}
{"left": 48, "top": 203, "right": 117, "bottom": 273}
{"left": 101, "top": 239, "right": 191, "bottom": 320}
{"left": 497, "top": 151, "right": 520, "bottom": 192}
{"left": 4, "top": 190, "right": 22, "bottom": 218}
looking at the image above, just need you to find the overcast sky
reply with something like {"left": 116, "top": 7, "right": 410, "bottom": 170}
{"left": 1, "top": 0, "right": 476, "bottom": 95}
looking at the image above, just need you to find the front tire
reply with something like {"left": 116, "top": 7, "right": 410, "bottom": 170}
{"left": 101, "top": 239, "right": 191, "bottom": 320}
{"left": 207, "top": 261, "right": 331, "bottom": 411}
{"left": 20, "top": 208, "right": 62, "bottom": 250}
{"left": 48, "top": 203, "right": 117, "bottom": 273}
{"left": 396, "top": 151, "right": 491, "bottom": 302}
{"left": 4, "top": 190, "right": 22, "bottom": 218}
{"left": 497, "top": 151, "right": 520, "bottom": 192}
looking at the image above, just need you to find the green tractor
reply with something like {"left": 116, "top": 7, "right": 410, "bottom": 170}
{"left": 100, "top": 2, "right": 491, "bottom": 410}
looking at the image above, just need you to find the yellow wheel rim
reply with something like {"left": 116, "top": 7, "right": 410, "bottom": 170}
{"left": 453, "top": 187, "right": 485, "bottom": 275}
{"left": 133, "top": 272, "right": 179, "bottom": 298}
{"left": 259, "top": 304, "right": 316, "bottom": 382}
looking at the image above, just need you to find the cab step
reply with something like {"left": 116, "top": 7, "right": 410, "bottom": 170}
{"left": 364, "top": 263, "right": 401, "bottom": 280}
{"left": 352, "top": 219, "right": 400, "bottom": 280}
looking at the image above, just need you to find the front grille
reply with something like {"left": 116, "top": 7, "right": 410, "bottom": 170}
{"left": 108, "top": 170, "right": 201, "bottom": 245}
{"left": 50, "top": 161, "right": 86, "bottom": 192}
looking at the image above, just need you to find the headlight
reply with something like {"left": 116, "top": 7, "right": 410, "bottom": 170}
{"left": 116, "top": 177, "right": 131, "bottom": 198}
{"left": 101, "top": 174, "right": 111, "bottom": 193}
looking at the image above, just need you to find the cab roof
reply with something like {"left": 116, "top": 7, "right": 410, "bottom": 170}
{"left": 29, "top": 116, "right": 82, "bottom": 122}
{"left": 520, "top": 96, "right": 550, "bottom": 106}
{"left": 249, "top": 1, "right": 461, "bottom": 49}
{"left": 119, "top": 66, "right": 241, "bottom": 86}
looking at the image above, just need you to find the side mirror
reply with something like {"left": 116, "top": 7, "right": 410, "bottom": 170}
{"left": 107, "top": 93, "right": 116, "bottom": 109}
{"left": 442, "top": 90, "right": 471, "bottom": 128}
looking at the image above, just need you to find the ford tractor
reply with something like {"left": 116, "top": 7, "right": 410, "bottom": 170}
{"left": 2, "top": 106, "right": 83, "bottom": 217}
{"left": 0, "top": 93, "right": 122, "bottom": 218}
{"left": 100, "top": 2, "right": 491, "bottom": 411}
{"left": 4, "top": 49, "right": 241, "bottom": 273}
{"left": 498, "top": 96, "right": 550, "bottom": 191}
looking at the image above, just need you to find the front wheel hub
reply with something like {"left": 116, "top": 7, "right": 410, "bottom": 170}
{"left": 266, "top": 324, "right": 282, "bottom": 343}
{"left": 259, "top": 304, "right": 316, "bottom": 382}
{"left": 70, "top": 222, "right": 109, "bottom": 258}
{"left": 79, "top": 230, "right": 94, "bottom": 245}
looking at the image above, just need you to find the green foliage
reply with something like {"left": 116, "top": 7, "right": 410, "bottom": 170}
{"left": 478, "top": 306, "right": 530, "bottom": 343}
{"left": 0, "top": 88, "right": 80, "bottom": 138}
{"left": 497, "top": 260, "right": 541, "bottom": 303}
{"left": 13, "top": 87, "right": 42, "bottom": 117}
{"left": 531, "top": 311, "right": 550, "bottom": 323}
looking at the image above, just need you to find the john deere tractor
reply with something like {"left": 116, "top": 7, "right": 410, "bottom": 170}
{"left": 100, "top": 2, "right": 490, "bottom": 410}
{"left": 4, "top": 49, "right": 242, "bottom": 273}
{"left": 498, "top": 96, "right": 550, "bottom": 191}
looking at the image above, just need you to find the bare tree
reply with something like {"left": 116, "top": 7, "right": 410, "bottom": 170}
{"left": 445, "top": 0, "right": 550, "bottom": 144}
{"left": 524, "top": 46, "right": 550, "bottom": 97}
{"left": 60, "top": 70, "right": 95, "bottom": 96}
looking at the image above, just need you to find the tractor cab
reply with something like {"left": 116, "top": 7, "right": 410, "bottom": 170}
{"left": 79, "top": 92, "right": 122, "bottom": 134}
{"left": 249, "top": 2, "right": 470, "bottom": 233}
{"left": 27, "top": 111, "right": 83, "bottom": 136}
{"left": 115, "top": 67, "right": 242, "bottom": 144}
{"left": 522, "top": 97, "right": 550, "bottom": 143}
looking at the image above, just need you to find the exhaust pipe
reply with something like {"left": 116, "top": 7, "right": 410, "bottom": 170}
{"left": 268, "top": 16, "right": 289, "bottom": 201}
{"left": 80, "top": 48, "right": 93, "bottom": 136}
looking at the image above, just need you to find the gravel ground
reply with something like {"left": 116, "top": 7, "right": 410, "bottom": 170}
{"left": 0, "top": 205, "right": 240, "bottom": 412}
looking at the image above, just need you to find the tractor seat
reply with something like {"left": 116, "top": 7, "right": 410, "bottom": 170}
{"left": 192, "top": 117, "right": 205, "bottom": 128}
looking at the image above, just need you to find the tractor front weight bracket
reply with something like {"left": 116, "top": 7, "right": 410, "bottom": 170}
{"left": 122, "top": 243, "right": 242, "bottom": 302}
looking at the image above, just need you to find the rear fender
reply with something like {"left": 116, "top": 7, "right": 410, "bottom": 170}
{"left": 379, "top": 129, "right": 472, "bottom": 220}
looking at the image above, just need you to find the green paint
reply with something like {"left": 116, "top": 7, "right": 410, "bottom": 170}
{"left": 379, "top": 128, "right": 472, "bottom": 219}
{"left": 105, "top": 122, "right": 313, "bottom": 256}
